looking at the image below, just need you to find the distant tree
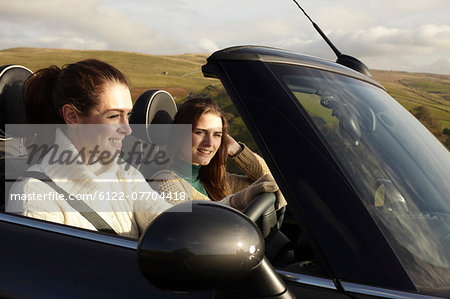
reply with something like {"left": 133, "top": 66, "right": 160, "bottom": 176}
{"left": 443, "top": 128, "right": 450, "bottom": 136}
{"left": 410, "top": 105, "right": 444, "bottom": 137}
{"left": 411, "top": 106, "right": 433, "bottom": 126}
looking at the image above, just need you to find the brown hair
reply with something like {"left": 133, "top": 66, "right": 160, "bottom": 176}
{"left": 172, "top": 97, "right": 230, "bottom": 201}
{"left": 23, "top": 59, "right": 128, "bottom": 124}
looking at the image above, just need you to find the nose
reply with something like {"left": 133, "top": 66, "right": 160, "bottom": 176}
{"left": 118, "top": 118, "right": 132, "bottom": 135}
{"left": 202, "top": 134, "right": 213, "bottom": 146}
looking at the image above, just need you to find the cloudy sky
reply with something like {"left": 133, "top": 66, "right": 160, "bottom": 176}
{"left": 1, "top": 0, "right": 449, "bottom": 74}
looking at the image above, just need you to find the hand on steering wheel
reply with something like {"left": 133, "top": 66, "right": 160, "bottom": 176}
{"left": 230, "top": 174, "right": 278, "bottom": 211}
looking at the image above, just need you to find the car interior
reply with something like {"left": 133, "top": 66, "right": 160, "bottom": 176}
{"left": 0, "top": 64, "right": 324, "bottom": 277}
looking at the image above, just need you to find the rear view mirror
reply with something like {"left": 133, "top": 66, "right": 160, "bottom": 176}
{"left": 320, "top": 95, "right": 361, "bottom": 146}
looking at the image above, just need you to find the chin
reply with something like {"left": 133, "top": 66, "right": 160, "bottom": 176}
{"left": 194, "top": 158, "right": 212, "bottom": 166}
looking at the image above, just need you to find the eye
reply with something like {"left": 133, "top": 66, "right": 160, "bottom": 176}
{"left": 107, "top": 114, "right": 120, "bottom": 119}
{"left": 194, "top": 130, "right": 205, "bottom": 136}
{"left": 127, "top": 112, "right": 132, "bottom": 119}
{"left": 214, "top": 133, "right": 223, "bottom": 138}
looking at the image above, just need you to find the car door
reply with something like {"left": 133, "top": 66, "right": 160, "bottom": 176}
{"left": 0, "top": 212, "right": 213, "bottom": 298}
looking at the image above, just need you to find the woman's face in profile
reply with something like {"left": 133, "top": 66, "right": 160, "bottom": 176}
{"left": 186, "top": 112, "right": 223, "bottom": 166}
{"left": 70, "top": 82, "right": 133, "bottom": 160}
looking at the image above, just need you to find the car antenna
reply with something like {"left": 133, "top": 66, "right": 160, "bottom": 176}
{"left": 291, "top": 0, "right": 372, "bottom": 77}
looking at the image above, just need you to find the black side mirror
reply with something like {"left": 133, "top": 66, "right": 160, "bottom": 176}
{"left": 138, "top": 201, "right": 293, "bottom": 298}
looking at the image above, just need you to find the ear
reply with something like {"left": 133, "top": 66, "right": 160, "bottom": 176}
{"left": 61, "top": 104, "right": 80, "bottom": 127}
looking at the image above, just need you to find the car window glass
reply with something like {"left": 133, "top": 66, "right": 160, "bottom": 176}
{"left": 270, "top": 64, "right": 450, "bottom": 293}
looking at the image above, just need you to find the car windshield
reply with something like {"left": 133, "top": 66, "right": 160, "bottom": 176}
{"left": 269, "top": 64, "right": 450, "bottom": 294}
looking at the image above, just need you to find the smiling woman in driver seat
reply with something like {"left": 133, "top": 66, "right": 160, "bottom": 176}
{"left": 6, "top": 59, "right": 171, "bottom": 238}
{"left": 150, "top": 97, "right": 286, "bottom": 211}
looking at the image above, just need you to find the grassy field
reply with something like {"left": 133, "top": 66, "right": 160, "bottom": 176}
{"left": 1, "top": 47, "right": 449, "bottom": 148}
{"left": 372, "top": 70, "right": 450, "bottom": 147}
{"left": 0, "top": 47, "right": 215, "bottom": 101}
{"left": 373, "top": 70, "right": 450, "bottom": 128}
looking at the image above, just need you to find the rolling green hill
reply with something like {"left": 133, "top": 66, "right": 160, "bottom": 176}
{"left": 0, "top": 47, "right": 214, "bottom": 101}
{"left": 1, "top": 47, "right": 449, "bottom": 149}
{"left": 372, "top": 70, "right": 450, "bottom": 147}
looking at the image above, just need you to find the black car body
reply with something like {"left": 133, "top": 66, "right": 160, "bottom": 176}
{"left": 1, "top": 46, "right": 449, "bottom": 298}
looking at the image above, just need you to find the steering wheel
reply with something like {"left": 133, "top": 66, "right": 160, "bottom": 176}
{"left": 243, "top": 192, "right": 278, "bottom": 238}
{"left": 243, "top": 193, "right": 290, "bottom": 263}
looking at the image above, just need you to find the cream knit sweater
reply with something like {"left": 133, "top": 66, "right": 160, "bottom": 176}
{"left": 7, "top": 129, "right": 171, "bottom": 238}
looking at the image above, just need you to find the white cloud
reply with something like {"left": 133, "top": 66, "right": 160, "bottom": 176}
{"left": 368, "top": 0, "right": 447, "bottom": 14}
{"left": 423, "top": 58, "right": 450, "bottom": 75}
{"left": 197, "top": 39, "right": 219, "bottom": 53}
{"left": 314, "top": 6, "right": 377, "bottom": 30}
{"left": 0, "top": 0, "right": 449, "bottom": 74}
{"left": 0, "top": 0, "right": 179, "bottom": 53}
{"left": 334, "top": 24, "right": 450, "bottom": 57}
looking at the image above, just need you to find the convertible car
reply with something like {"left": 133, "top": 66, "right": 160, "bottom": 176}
{"left": 1, "top": 45, "right": 449, "bottom": 298}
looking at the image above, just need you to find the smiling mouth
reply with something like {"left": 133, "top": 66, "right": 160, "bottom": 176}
{"left": 109, "top": 138, "right": 123, "bottom": 145}
{"left": 197, "top": 149, "right": 212, "bottom": 155}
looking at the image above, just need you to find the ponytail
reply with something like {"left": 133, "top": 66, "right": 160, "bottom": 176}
{"left": 24, "top": 66, "right": 63, "bottom": 124}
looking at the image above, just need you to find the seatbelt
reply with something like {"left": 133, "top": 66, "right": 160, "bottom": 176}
{"left": 22, "top": 171, "right": 118, "bottom": 235}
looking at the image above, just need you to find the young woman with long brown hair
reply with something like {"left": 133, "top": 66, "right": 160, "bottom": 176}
{"left": 150, "top": 97, "right": 285, "bottom": 211}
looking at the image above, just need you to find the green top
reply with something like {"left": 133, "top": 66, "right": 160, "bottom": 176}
{"left": 172, "top": 159, "right": 209, "bottom": 198}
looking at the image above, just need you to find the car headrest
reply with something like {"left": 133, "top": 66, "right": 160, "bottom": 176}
{"left": 129, "top": 89, "right": 177, "bottom": 145}
{"left": 0, "top": 65, "right": 33, "bottom": 137}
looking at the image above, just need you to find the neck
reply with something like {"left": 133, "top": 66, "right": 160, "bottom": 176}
{"left": 173, "top": 158, "right": 201, "bottom": 179}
